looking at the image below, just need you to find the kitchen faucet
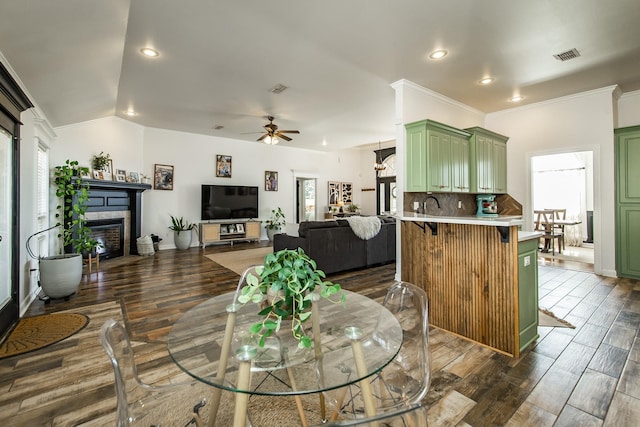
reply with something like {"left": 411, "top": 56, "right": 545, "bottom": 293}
{"left": 424, "top": 195, "right": 441, "bottom": 209}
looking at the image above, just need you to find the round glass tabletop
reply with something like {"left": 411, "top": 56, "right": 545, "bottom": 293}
{"left": 167, "top": 289, "right": 402, "bottom": 396}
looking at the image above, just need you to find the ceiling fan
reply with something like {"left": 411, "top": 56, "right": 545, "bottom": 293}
{"left": 255, "top": 116, "right": 300, "bottom": 144}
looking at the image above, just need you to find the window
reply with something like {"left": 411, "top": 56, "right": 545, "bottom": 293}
{"left": 36, "top": 142, "right": 49, "bottom": 255}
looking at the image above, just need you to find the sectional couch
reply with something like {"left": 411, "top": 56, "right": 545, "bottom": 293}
{"left": 273, "top": 216, "right": 396, "bottom": 274}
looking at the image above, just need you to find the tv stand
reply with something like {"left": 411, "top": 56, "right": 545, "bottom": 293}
{"left": 199, "top": 220, "right": 261, "bottom": 248}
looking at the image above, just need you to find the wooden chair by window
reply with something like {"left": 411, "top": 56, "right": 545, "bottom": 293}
{"left": 534, "top": 210, "right": 564, "bottom": 255}
{"left": 550, "top": 208, "right": 567, "bottom": 252}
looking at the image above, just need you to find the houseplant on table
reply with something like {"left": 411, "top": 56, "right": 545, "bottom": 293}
{"left": 265, "top": 207, "right": 285, "bottom": 241}
{"left": 37, "top": 160, "right": 99, "bottom": 299}
{"left": 237, "top": 248, "right": 345, "bottom": 349}
{"left": 168, "top": 215, "right": 197, "bottom": 250}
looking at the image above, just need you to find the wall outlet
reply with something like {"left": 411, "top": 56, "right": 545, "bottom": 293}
{"left": 413, "top": 201, "right": 420, "bottom": 210}
{"left": 524, "top": 255, "right": 531, "bottom": 267}
{"left": 458, "top": 200, "right": 462, "bottom": 209}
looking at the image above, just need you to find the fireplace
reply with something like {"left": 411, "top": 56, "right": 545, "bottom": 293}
{"left": 87, "top": 218, "right": 125, "bottom": 260}
{"left": 69, "top": 179, "right": 151, "bottom": 259}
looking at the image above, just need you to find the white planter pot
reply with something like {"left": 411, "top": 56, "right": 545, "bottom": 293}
{"left": 39, "top": 254, "right": 82, "bottom": 299}
{"left": 266, "top": 228, "right": 281, "bottom": 242}
{"left": 174, "top": 230, "right": 192, "bottom": 250}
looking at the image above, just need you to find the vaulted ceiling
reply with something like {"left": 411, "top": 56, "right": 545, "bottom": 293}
{"left": 1, "top": 1, "right": 639, "bottom": 151}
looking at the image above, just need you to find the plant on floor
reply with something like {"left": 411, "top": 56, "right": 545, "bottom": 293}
{"left": 265, "top": 207, "right": 285, "bottom": 230}
{"left": 168, "top": 215, "right": 197, "bottom": 233}
{"left": 237, "top": 248, "right": 345, "bottom": 349}
{"left": 53, "top": 159, "right": 100, "bottom": 254}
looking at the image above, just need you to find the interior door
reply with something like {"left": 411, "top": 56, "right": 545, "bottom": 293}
{"left": 0, "top": 125, "right": 17, "bottom": 335}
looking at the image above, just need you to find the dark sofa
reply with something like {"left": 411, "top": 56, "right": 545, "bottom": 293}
{"left": 273, "top": 216, "right": 396, "bottom": 274}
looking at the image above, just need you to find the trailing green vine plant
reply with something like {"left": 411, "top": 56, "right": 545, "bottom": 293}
{"left": 53, "top": 159, "right": 100, "bottom": 254}
{"left": 237, "top": 248, "right": 345, "bottom": 349}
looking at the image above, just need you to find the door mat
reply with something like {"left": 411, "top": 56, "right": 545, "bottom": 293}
{"left": 539, "top": 308, "right": 575, "bottom": 328}
{"left": 205, "top": 247, "right": 272, "bottom": 275}
{"left": 0, "top": 313, "right": 90, "bottom": 359}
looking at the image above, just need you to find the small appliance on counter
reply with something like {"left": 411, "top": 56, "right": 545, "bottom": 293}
{"left": 476, "top": 194, "right": 498, "bottom": 217}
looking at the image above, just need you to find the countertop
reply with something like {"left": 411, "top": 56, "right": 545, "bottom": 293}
{"left": 399, "top": 212, "right": 524, "bottom": 227}
{"left": 518, "top": 231, "right": 543, "bottom": 242}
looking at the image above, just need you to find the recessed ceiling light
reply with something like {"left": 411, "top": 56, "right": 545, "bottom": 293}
{"left": 428, "top": 49, "right": 448, "bottom": 60}
{"left": 139, "top": 47, "right": 159, "bottom": 57}
{"left": 510, "top": 95, "right": 524, "bottom": 102}
{"left": 479, "top": 77, "right": 495, "bottom": 85}
{"left": 124, "top": 109, "right": 137, "bottom": 116}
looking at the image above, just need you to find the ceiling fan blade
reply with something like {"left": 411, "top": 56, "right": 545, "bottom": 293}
{"left": 256, "top": 134, "right": 268, "bottom": 141}
{"left": 276, "top": 133, "right": 292, "bottom": 141}
{"left": 241, "top": 131, "right": 264, "bottom": 135}
{"left": 278, "top": 130, "right": 300, "bottom": 134}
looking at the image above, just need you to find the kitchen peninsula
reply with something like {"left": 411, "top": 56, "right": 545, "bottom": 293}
{"left": 399, "top": 212, "right": 540, "bottom": 357}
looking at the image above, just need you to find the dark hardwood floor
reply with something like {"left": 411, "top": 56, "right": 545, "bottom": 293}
{"left": 1, "top": 242, "right": 639, "bottom": 426}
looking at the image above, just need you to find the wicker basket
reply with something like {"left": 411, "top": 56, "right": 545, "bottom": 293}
{"left": 136, "top": 235, "right": 155, "bottom": 256}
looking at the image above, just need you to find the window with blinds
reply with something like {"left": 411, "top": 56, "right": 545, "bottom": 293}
{"left": 36, "top": 144, "right": 49, "bottom": 256}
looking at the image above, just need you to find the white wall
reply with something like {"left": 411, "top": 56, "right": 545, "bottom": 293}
{"left": 485, "top": 86, "right": 618, "bottom": 276}
{"left": 51, "top": 119, "right": 365, "bottom": 249}
{"left": 618, "top": 90, "right": 640, "bottom": 128}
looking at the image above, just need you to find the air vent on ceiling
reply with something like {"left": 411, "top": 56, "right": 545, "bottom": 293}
{"left": 269, "top": 83, "right": 288, "bottom": 94}
{"left": 553, "top": 48, "right": 581, "bottom": 61}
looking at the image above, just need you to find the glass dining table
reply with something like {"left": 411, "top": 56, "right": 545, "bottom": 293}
{"left": 167, "top": 289, "right": 402, "bottom": 427}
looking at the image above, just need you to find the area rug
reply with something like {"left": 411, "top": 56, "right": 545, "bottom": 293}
{"left": 539, "top": 308, "right": 575, "bottom": 328}
{"left": 0, "top": 312, "right": 90, "bottom": 359}
{"left": 205, "top": 246, "right": 273, "bottom": 275}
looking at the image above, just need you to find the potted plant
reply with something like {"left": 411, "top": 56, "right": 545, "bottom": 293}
{"left": 169, "top": 215, "right": 197, "bottom": 250}
{"left": 38, "top": 160, "right": 97, "bottom": 299}
{"left": 92, "top": 151, "right": 111, "bottom": 171}
{"left": 265, "top": 207, "right": 285, "bottom": 241}
{"left": 237, "top": 248, "right": 345, "bottom": 349}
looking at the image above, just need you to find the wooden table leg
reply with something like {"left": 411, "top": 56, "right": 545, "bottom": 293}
{"left": 232, "top": 345, "right": 256, "bottom": 427}
{"left": 208, "top": 305, "right": 238, "bottom": 427}
{"left": 346, "top": 326, "right": 378, "bottom": 426}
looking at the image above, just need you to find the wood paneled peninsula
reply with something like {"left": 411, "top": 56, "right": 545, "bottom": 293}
{"left": 399, "top": 212, "right": 540, "bottom": 357}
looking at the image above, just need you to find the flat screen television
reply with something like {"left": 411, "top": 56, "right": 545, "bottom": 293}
{"left": 201, "top": 185, "right": 259, "bottom": 220}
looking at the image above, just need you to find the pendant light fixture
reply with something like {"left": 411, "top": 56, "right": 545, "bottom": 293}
{"left": 374, "top": 141, "right": 386, "bottom": 172}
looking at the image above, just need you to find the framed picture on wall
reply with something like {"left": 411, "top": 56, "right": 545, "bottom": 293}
{"left": 265, "top": 171, "right": 278, "bottom": 191}
{"left": 328, "top": 181, "right": 341, "bottom": 205}
{"left": 341, "top": 182, "right": 353, "bottom": 204}
{"left": 216, "top": 155, "right": 232, "bottom": 178}
{"left": 154, "top": 164, "right": 174, "bottom": 190}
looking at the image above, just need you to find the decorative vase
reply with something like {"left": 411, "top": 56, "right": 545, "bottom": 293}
{"left": 174, "top": 230, "right": 192, "bottom": 250}
{"left": 39, "top": 254, "right": 82, "bottom": 299}
{"left": 266, "top": 227, "right": 281, "bottom": 242}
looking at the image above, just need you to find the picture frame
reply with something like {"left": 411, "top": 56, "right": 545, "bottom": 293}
{"left": 93, "top": 170, "right": 101, "bottom": 179}
{"left": 236, "top": 223, "right": 245, "bottom": 233}
{"left": 154, "top": 164, "right": 174, "bottom": 190}
{"left": 216, "top": 155, "right": 232, "bottom": 178}
{"left": 265, "top": 171, "right": 278, "bottom": 191}
{"left": 128, "top": 171, "right": 140, "bottom": 183}
{"left": 328, "top": 181, "right": 341, "bottom": 205}
{"left": 115, "top": 174, "right": 126, "bottom": 182}
{"left": 220, "top": 224, "right": 228, "bottom": 234}
{"left": 341, "top": 182, "right": 353, "bottom": 204}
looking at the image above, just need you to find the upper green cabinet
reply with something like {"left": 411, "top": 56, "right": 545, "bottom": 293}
{"left": 466, "top": 127, "right": 509, "bottom": 194}
{"left": 405, "top": 120, "right": 471, "bottom": 193}
{"left": 615, "top": 125, "right": 640, "bottom": 280}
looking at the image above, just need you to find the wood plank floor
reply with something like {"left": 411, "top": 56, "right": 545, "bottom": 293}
{"left": 1, "top": 242, "right": 639, "bottom": 426}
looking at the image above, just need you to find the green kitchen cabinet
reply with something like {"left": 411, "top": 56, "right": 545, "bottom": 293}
{"left": 405, "top": 119, "right": 471, "bottom": 193}
{"left": 518, "top": 237, "right": 539, "bottom": 353}
{"left": 467, "top": 127, "right": 509, "bottom": 194}
{"left": 615, "top": 125, "right": 640, "bottom": 279}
